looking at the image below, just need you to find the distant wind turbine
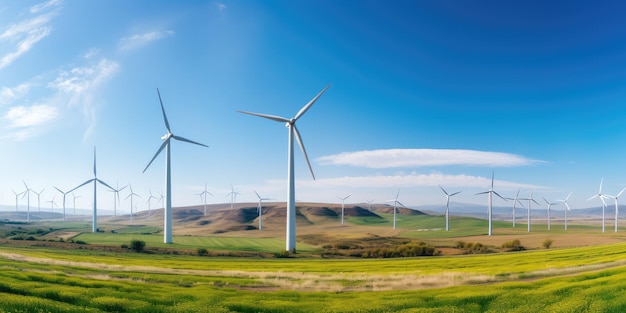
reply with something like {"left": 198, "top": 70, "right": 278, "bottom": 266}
{"left": 53, "top": 187, "right": 69, "bottom": 222}
{"left": 125, "top": 184, "right": 140, "bottom": 224}
{"left": 68, "top": 147, "right": 115, "bottom": 233}
{"left": 506, "top": 188, "right": 525, "bottom": 228}
{"left": 475, "top": 172, "right": 506, "bottom": 236}
{"left": 197, "top": 182, "right": 213, "bottom": 215}
{"left": 338, "top": 195, "right": 352, "bottom": 225}
{"left": 226, "top": 185, "right": 241, "bottom": 210}
{"left": 439, "top": 185, "right": 461, "bottom": 231}
{"left": 147, "top": 188, "right": 159, "bottom": 218}
{"left": 11, "top": 189, "right": 23, "bottom": 212}
{"left": 22, "top": 181, "right": 31, "bottom": 222}
{"left": 543, "top": 197, "right": 558, "bottom": 231}
{"left": 520, "top": 190, "right": 539, "bottom": 233}
{"left": 557, "top": 192, "right": 572, "bottom": 231}
{"left": 109, "top": 182, "right": 127, "bottom": 217}
{"left": 587, "top": 178, "right": 609, "bottom": 233}
{"left": 33, "top": 188, "right": 44, "bottom": 212}
{"left": 254, "top": 190, "right": 271, "bottom": 231}
{"left": 72, "top": 192, "right": 81, "bottom": 215}
{"left": 143, "top": 88, "right": 209, "bottom": 244}
{"left": 606, "top": 187, "right": 626, "bottom": 233}
{"left": 387, "top": 189, "right": 406, "bottom": 230}
{"left": 47, "top": 196, "right": 57, "bottom": 213}
{"left": 365, "top": 200, "right": 374, "bottom": 211}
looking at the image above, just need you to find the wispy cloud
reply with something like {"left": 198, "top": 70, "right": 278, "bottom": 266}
{"left": 0, "top": 1, "right": 61, "bottom": 69}
{"left": 317, "top": 149, "right": 545, "bottom": 168}
{"left": 118, "top": 30, "right": 174, "bottom": 51}
{"left": 216, "top": 2, "right": 227, "bottom": 13}
{"left": 0, "top": 83, "right": 31, "bottom": 105}
{"left": 2, "top": 104, "right": 58, "bottom": 140}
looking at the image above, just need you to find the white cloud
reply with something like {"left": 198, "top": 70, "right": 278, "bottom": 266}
{"left": 118, "top": 30, "right": 174, "bottom": 51}
{"left": 0, "top": 83, "right": 31, "bottom": 105}
{"left": 2, "top": 104, "right": 59, "bottom": 140}
{"left": 30, "top": 0, "right": 62, "bottom": 14}
{"left": 217, "top": 2, "right": 227, "bottom": 13}
{"left": 316, "top": 149, "right": 545, "bottom": 168}
{"left": 0, "top": 26, "right": 51, "bottom": 69}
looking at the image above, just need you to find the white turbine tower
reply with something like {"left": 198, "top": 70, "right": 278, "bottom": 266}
{"left": 197, "top": 182, "right": 212, "bottom": 215}
{"left": 543, "top": 197, "right": 558, "bottom": 231}
{"left": 226, "top": 185, "right": 241, "bottom": 210}
{"left": 439, "top": 185, "right": 461, "bottom": 231}
{"left": 147, "top": 189, "right": 159, "bottom": 218}
{"left": 557, "top": 192, "right": 572, "bottom": 231}
{"left": 387, "top": 189, "right": 406, "bottom": 230}
{"left": 143, "top": 88, "right": 208, "bottom": 244}
{"left": 365, "top": 200, "right": 374, "bottom": 211}
{"left": 238, "top": 84, "right": 330, "bottom": 253}
{"left": 587, "top": 178, "right": 609, "bottom": 233}
{"left": 72, "top": 193, "right": 81, "bottom": 215}
{"left": 505, "top": 188, "right": 525, "bottom": 228}
{"left": 53, "top": 187, "right": 69, "bottom": 222}
{"left": 254, "top": 190, "right": 271, "bottom": 231}
{"left": 33, "top": 188, "right": 44, "bottom": 212}
{"left": 11, "top": 189, "right": 23, "bottom": 211}
{"left": 22, "top": 181, "right": 31, "bottom": 222}
{"left": 606, "top": 187, "right": 625, "bottom": 233}
{"left": 69, "top": 147, "right": 115, "bottom": 233}
{"left": 475, "top": 172, "right": 505, "bottom": 236}
{"left": 109, "top": 182, "right": 127, "bottom": 217}
{"left": 338, "top": 195, "right": 352, "bottom": 225}
{"left": 125, "top": 185, "right": 140, "bottom": 224}
{"left": 521, "top": 190, "right": 539, "bottom": 233}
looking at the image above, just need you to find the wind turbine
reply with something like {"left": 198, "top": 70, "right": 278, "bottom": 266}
{"left": 337, "top": 195, "right": 352, "bottom": 225}
{"left": 365, "top": 200, "right": 374, "bottom": 211}
{"left": 197, "top": 182, "right": 212, "bottom": 215}
{"left": 238, "top": 84, "right": 330, "bottom": 253}
{"left": 143, "top": 88, "right": 208, "bottom": 244}
{"left": 68, "top": 147, "right": 115, "bottom": 233}
{"left": 226, "top": 185, "right": 241, "bottom": 210}
{"left": 146, "top": 188, "right": 159, "bottom": 218}
{"left": 439, "top": 185, "right": 461, "bottom": 231}
{"left": 11, "top": 189, "right": 23, "bottom": 211}
{"left": 33, "top": 188, "right": 44, "bottom": 212}
{"left": 72, "top": 192, "right": 81, "bottom": 215}
{"left": 587, "top": 178, "right": 609, "bottom": 233}
{"left": 506, "top": 188, "right": 525, "bottom": 228}
{"left": 125, "top": 184, "right": 140, "bottom": 224}
{"left": 520, "top": 190, "right": 539, "bottom": 233}
{"left": 53, "top": 187, "right": 69, "bottom": 222}
{"left": 108, "top": 182, "right": 127, "bottom": 217}
{"left": 47, "top": 196, "right": 57, "bottom": 213}
{"left": 254, "top": 190, "right": 271, "bottom": 231}
{"left": 606, "top": 187, "right": 626, "bottom": 233}
{"left": 557, "top": 192, "right": 572, "bottom": 231}
{"left": 543, "top": 197, "right": 558, "bottom": 231}
{"left": 387, "top": 189, "right": 406, "bottom": 230}
{"left": 475, "top": 172, "right": 506, "bottom": 236}
{"left": 22, "top": 181, "right": 31, "bottom": 222}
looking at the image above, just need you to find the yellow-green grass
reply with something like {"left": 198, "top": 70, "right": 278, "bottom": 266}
{"left": 3, "top": 243, "right": 626, "bottom": 312}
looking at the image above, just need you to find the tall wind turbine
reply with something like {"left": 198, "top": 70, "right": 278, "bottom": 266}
{"left": 53, "top": 187, "right": 69, "bottom": 222}
{"left": 68, "top": 147, "right": 115, "bottom": 232}
{"left": 109, "top": 182, "right": 127, "bottom": 217}
{"left": 33, "top": 188, "right": 44, "bottom": 212}
{"left": 338, "top": 195, "right": 352, "bottom": 225}
{"left": 72, "top": 192, "right": 81, "bottom": 215}
{"left": 543, "top": 197, "right": 558, "bottom": 231}
{"left": 226, "top": 185, "right": 241, "bottom": 210}
{"left": 146, "top": 188, "right": 159, "bottom": 218}
{"left": 143, "top": 88, "right": 208, "bottom": 244}
{"left": 439, "top": 185, "right": 461, "bottom": 231}
{"left": 587, "top": 178, "right": 608, "bottom": 233}
{"left": 387, "top": 189, "right": 406, "bottom": 230}
{"left": 520, "top": 190, "right": 539, "bottom": 233}
{"left": 125, "top": 184, "right": 140, "bottom": 224}
{"left": 254, "top": 190, "right": 271, "bottom": 231}
{"left": 506, "top": 188, "right": 525, "bottom": 228}
{"left": 238, "top": 84, "right": 330, "bottom": 253}
{"left": 557, "top": 192, "right": 572, "bottom": 231}
{"left": 22, "top": 181, "right": 31, "bottom": 222}
{"left": 606, "top": 188, "right": 626, "bottom": 233}
{"left": 475, "top": 172, "right": 506, "bottom": 236}
{"left": 11, "top": 189, "right": 23, "bottom": 211}
{"left": 197, "top": 183, "right": 212, "bottom": 215}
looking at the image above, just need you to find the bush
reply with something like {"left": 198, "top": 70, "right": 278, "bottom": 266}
{"left": 274, "top": 251, "right": 292, "bottom": 258}
{"left": 502, "top": 239, "right": 525, "bottom": 251}
{"left": 130, "top": 239, "right": 145, "bottom": 253}
{"left": 543, "top": 238, "right": 553, "bottom": 249}
{"left": 197, "top": 248, "right": 208, "bottom": 256}
{"left": 121, "top": 243, "right": 128, "bottom": 249}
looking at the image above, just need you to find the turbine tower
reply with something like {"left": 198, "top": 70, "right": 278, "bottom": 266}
{"left": 11, "top": 189, "right": 23, "bottom": 211}
{"left": 475, "top": 172, "right": 505, "bottom": 236}
{"left": 606, "top": 188, "right": 625, "bottom": 233}
{"left": 238, "top": 84, "right": 330, "bottom": 253}
{"left": 226, "top": 185, "right": 241, "bottom": 210}
{"left": 147, "top": 188, "right": 159, "bottom": 218}
{"left": 365, "top": 200, "right": 374, "bottom": 211}
{"left": 505, "top": 188, "right": 525, "bottom": 228}
{"left": 254, "top": 190, "right": 271, "bottom": 231}
{"left": 587, "top": 178, "right": 608, "bottom": 233}
{"left": 33, "top": 188, "right": 44, "bottom": 212}
{"left": 439, "top": 185, "right": 461, "bottom": 231}
{"left": 22, "top": 181, "right": 31, "bottom": 222}
{"left": 387, "top": 189, "right": 406, "bottom": 229}
{"left": 68, "top": 147, "right": 115, "bottom": 232}
{"left": 197, "top": 182, "right": 212, "bottom": 215}
{"left": 338, "top": 195, "right": 351, "bottom": 225}
{"left": 557, "top": 192, "right": 572, "bottom": 231}
{"left": 109, "top": 182, "right": 127, "bottom": 217}
{"left": 53, "top": 187, "right": 69, "bottom": 222}
{"left": 125, "top": 184, "right": 140, "bottom": 224}
{"left": 520, "top": 190, "right": 539, "bottom": 233}
{"left": 72, "top": 192, "right": 81, "bottom": 215}
{"left": 143, "top": 88, "right": 208, "bottom": 244}
{"left": 543, "top": 197, "right": 558, "bottom": 231}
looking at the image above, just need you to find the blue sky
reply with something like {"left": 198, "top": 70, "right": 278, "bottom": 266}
{"left": 2, "top": 0, "right": 626, "bottom": 214}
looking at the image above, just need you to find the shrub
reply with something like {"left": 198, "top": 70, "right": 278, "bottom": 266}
{"left": 130, "top": 239, "right": 145, "bottom": 253}
{"left": 502, "top": 239, "right": 525, "bottom": 251}
{"left": 121, "top": 243, "right": 128, "bottom": 249}
{"left": 543, "top": 238, "right": 553, "bottom": 249}
{"left": 197, "top": 248, "right": 208, "bottom": 256}
{"left": 274, "top": 251, "right": 292, "bottom": 258}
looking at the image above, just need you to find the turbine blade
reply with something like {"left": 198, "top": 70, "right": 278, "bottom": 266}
{"left": 172, "top": 135, "right": 208, "bottom": 148}
{"left": 587, "top": 195, "right": 598, "bottom": 201}
{"left": 54, "top": 186, "right": 64, "bottom": 194}
{"left": 69, "top": 179, "right": 94, "bottom": 193}
{"left": 565, "top": 192, "right": 572, "bottom": 201}
{"left": 450, "top": 191, "right": 461, "bottom": 197}
{"left": 294, "top": 84, "right": 331, "bottom": 121}
{"left": 493, "top": 191, "right": 507, "bottom": 201}
{"left": 97, "top": 179, "right": 116, "bottom": 191}
{"left": 254, "top": 189, "right": 261, "bottom": 200}
{"left": 618, "top": 188, "right": 626, "bottom": 198}
{"left": 237, "top": 110, "right": 290, "bottom": 123}
{"left": 599, "top": 178, "right": 603, "bottom": 194}
{"left": 396, "top": 201, "right": 407, "bottom": 208}
{"left": 292, "top": 124, "right": 315, "bottom": 180}
{"left": 143, "top": 140, "right": 168, "bottom": 173}
{"left": 157, "top": 88, "right": 171, "bottom": 133}
{"left": 438, "top": 185, "right": 449, "bottom": 196}
{"left": 475, "top": 191, "right": 489, "bottom": 195}
{"left": 93, "top": 146, "right": 97, "bottom": 177}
